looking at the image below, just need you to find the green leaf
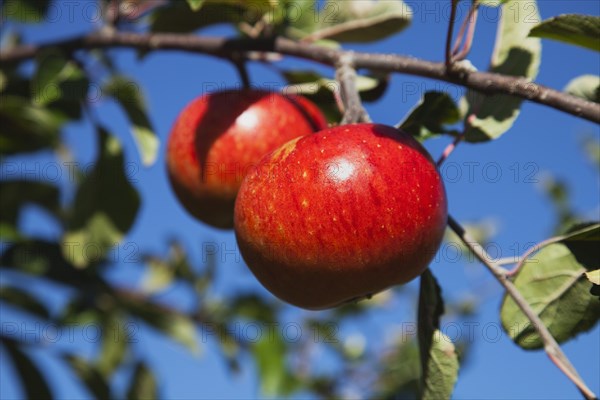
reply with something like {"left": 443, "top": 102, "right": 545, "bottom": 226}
{"left": 127, "top": 362, "right": 158, "bottom": 400}
{"left": 252, "top": 333, "right": 299, "bottom": 396}
{"left": 0, "top": 180, "right": 60, "bottom": 228}
{"left": 32, "top": 49, "right": 89, "bottom": 114}
{"left": 418, "top": 270, "right": 459, "bottom": 399}
{"left": 96, "top": 313, "right": 130, "bottom": 377}
{"left": 0, "top": 286, "right": 50, "bottom": 319}
{"left": 461, "top": 0, "right": 541, "bottom": 142}
{"left": 149, "top": 1, "right": 254, "bottom": 34}
{"left": 283, "top": 0, "right": 319, "bottom": 39}
{"left": 399, "top": 91, "right": 460, "bottom": 140}
{"left": 0, "top": 95, "right": 63, "bottom": 154}
{"left": 564, "top": 75, "right": 600, "bottom": 103}
{"left": 186, "top": 0, "right": 205, "bottom": 12}
{"left": 142, "top": 257, "right": 175, "bottom": 294}
{"left": 1, "top": 338, "right": 53, "bottom": 400}
{"left": 585, "top": 269, "right": 600, "bottom": 286}
{"left": 529, "top": 14, "right": 600, "bottom": 52}
{"left": 64, "top": 355, "right": 111, "bottom": 400}
{"left": 305, "top": 0, "right": 412, "bottom": 43}
{"left": 62, "top": 128, "right": 140, "bottom": 268}
{"left": 500, "top": 223, "right": 600, "bottom": 349}
{"left": 124, "top": 299, "right": 199, "bottom": 354}
{"left": 103, "top": 76, "right": 158, "bottom": 166}
{"left": 1, "top": 0, "right": 51, "bottom": 23}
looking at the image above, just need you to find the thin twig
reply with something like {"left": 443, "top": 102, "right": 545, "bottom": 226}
{"left": 436, "top": 134, "right": 464, "bottom": 167}
{"left": 1, "top": 32, "right": 598, "bottom": 123}
{"left": 453, "top": 5, "right": 479, "bottom": 62}
{"left": 445, "top": 0, "right": 459, "bottom": 67}
{"left": 447, "top": 215, "right": 597, "bottom": 400}
{"left": 505, "top": 233, "right": 571, "bottom": 276}
{"left": 335, "top": 52, "right": 371, "bottom": 124}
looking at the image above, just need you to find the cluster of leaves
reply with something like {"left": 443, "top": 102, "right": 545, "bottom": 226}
{"left": 1, "top": 0, "right": 599, "bottom": 399}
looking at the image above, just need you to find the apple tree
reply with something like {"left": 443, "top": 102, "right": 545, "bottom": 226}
{"left": 0, "top": 0, "right": 599, "bottom": 399}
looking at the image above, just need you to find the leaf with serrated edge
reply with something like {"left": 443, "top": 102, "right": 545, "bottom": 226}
{"left": 305, "top": 0, "right": 412, "bottom": 43}
{"left": 564, "top": 75, "right": 600, "bottom": 103}
{"left": 500, "top": 223, "right": 600, "bottom": 349}
{"left": 529, "top": 14, "right": 600, "bottom": 52}
{"left": 461, "top": 0, "right": 541, "bottom": 142}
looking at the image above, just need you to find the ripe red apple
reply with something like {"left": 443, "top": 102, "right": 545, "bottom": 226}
{"left": 234, "top": 123, "right": 448, "bottom": 310}
{"left": 166, "top": 89, "right": 327, "bottom": 228}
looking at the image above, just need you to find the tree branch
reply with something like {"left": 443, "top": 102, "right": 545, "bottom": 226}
{"left": 447, "top": 215, "right": 597, "bottom": 400}
{"left": 335, "top": 52, "right": 371, "bottom": 124}
{"left": 1, "top": 31, "right": 598, "bottom": 124}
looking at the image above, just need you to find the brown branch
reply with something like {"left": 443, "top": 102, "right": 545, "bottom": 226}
{"left": 1, "top": 31, "right": 599, "bottom": 124}
{"left": 335, "top": 52, "right": 371, "bottom": 124}
{"left": 447, "top": 215, "right": 597, "bottom": 400}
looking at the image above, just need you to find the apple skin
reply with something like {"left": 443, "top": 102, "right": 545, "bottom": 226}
{"left": 234, "top": 123, "right": 447, "bottom": 310}
{"left": 166, "top": 90, "right": 327, "bottom": 228}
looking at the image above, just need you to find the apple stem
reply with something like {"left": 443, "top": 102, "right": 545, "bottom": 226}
{"left": 335, "top": 53, "right": 371, "bottom": 125}
{"left": 447, "top": 215, "right": 597, "bottom": 400}
{"left": 232, "top": 54, "right": 251, "bottom": 89}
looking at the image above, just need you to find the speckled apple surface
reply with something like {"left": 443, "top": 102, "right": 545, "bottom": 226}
{"left": 234, "top": 124, "right": 448, "bottom": 309}
{"left": 166, "top": 90, "right": 327, "bottom": 228}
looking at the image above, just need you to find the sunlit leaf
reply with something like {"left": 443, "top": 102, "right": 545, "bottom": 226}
{"left": 96, "top": 313, "right": 130, "bottom": 377}
{"left": 64, "top": 355, "right": 111, "bottom": 400}
{"left": 564, "top": 75, "right": 600, "bottom": 103}
{"left": 186, "top": 0, "right": 205, "bottom": 11}
{"left": 305, "top": 0, "right": 412, "bottom": 43}
{"left": 529, "top": 14, "right": 600, "bottom": 52}
{"left": 0, "top": 285, "right": 50, "bottom": 319}
{"left": 103, "top": 76, "right": 158, "bottom": 166}
{"left": 252, "top": 333, "right": 299, "bottom": 396}
{"left": 418, "top": 269, "right": 458, "bottom": 399}
{"left": 127, "top": 362, "right": 157, "bottom": 400}
{"left": 62, "top": 127, "right": 140, "bottom": 268}
{"left": 399, "top": 91, "right": 460, "bottom": 140}
{"left": 461, "top": 0, "right": 541, "bottom": 142}
{"left": 1, "top": 338, "right": 53, "bottom": 400}
{"left": 500, "top": 223, "right": 600, "bottom": 349}
{"left": 585, "top": 269, "right": 600, "bottom": 285}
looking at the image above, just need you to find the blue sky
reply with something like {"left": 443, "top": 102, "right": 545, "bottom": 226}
{"left": 1, "top": 0, "right": 599, "bottom": 399}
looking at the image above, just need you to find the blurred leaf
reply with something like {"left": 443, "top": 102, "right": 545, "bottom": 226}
{"left": 418, "top": 270, "right": 458, "bottom": 399}
{"left": 581, "top": 135, "right": 600, "bottom": 168}
{"left": 32, "top": 48, "right": 89, "bottom": 119}
{"left": 0, "top": 285, "right": 50, "bottom": 319}
{"left": 461, "top": 0, "right": 541, "bottom": 142}
{"left": 500, "top": 223, "right": 600, "bottom": 349}
{"left": 59, "top": 296, "right": 105, "bottom": 327}
{"left": 229, "top": 294, "right": 276, "bottom": 322}
{"left": 283, "top": 0, "right": 319, "bottom": 39}
{"left": 96, "top": 313, "right": 130, "bottom": 377}
{"left": 585, "top": 269, "right": 600, "bottom": 285}
{"left": 0, "top": 180, "right": 60, "bottom": 228}
{"left": 564, "top": 75, "right": 600, "bottom": 103}
{"left": 375, "top": 340, "right": 421, "bottom": 399}
{"left": 399, "top": 91, "right": 460, "bottom": 140}
{"left": 251, "top": 332, "right": 299, "bottom": 396}
{"left": 64, "top": 355, "right": 111, "bottom": 400}
{"left": 1, "top": 240, "right": 100, "bottom": 287}
{"left": 124, "top": 299, "right": 199, "bottom": 354}
{"left": 127, "top": 362, "right": 157, "bottom": 400}
{"left": 0, "top": 222, "right": 23, "bottom": 242}
{"left": 478, "top": 0, "right": 511, "bottom": 6}
{"left": 1, "top": 0, "right": 51, "bottom": 23}
{"left": 103, "top": 76, "right": 158, "bottom": 166}
{"left": 142, "top": 257, "right": 175, "bottom": 294}
{"left": 539, "top": 176, "right": 579, "bottom": 234}
{"left": 149, "top": 1, "right": 253, "bottom": 33}
{"left": 305, "top": 0, "right": 412, "bottom": 43}
{"left": 1, "top": 337, "right": 53, "bottom": 400}
{"left": 529, "top": 14, "right": 600, "bottom": 52}
{"left": 0, "top": 95, "right": 63, "bottom": 155}
{"left": 62, "top": 127, "right": 140, "bottom": 268}
{"left": 186, "top": 0, "right": 205, "bottom": 11}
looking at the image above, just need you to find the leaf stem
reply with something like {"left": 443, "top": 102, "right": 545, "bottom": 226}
{"left": 445, "top": 0, "right": 459, "bottom": 67}
{"left": 447, "top": 215, "right": 597, "bottom": 400}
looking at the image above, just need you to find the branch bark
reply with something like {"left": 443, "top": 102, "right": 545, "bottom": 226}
{"left": 447, "top": 215, "right": 597, "bottom": 400}
{"left": 1, "top": 31, "right": 599, "bottom": 124}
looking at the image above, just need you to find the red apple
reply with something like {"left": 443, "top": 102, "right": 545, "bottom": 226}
{"left": 234, "top": 123, "right": 447, "bottom": 310}
{"left": 166, "top": 89, "right": 327, "bottom": 228}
